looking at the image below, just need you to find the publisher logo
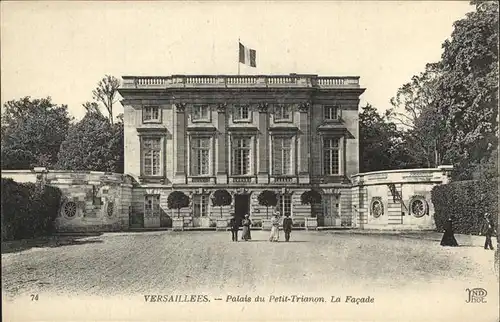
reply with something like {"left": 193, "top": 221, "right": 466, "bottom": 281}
{"left": 465, "top": 288, "right": 487, "bottom": 303}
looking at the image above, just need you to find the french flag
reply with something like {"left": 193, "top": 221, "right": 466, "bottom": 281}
{"left": 239, "top": 42, "right": 257, "bottom": 68}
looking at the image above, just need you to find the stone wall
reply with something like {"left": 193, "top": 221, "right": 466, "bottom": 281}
{"left": 1, "top": 169, "right": 133, "bottom": 233}
{"left": 350, "top": 166, "right": 453, "bottom": 230}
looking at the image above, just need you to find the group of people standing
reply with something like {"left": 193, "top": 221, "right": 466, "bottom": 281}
{"left": 440, "top": 212, "right": 496, "bottom": 250}
{"left": 228, "top": 210, "right": 294, "bottom": 242}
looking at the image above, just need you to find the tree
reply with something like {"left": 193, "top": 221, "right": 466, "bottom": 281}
{"left": 359, "top": 104, "right": 416, "bottom": 172}
{"left": 92, "top": 75, "right": 121, "bottom": 124}
{"left": 257, "top": 190, "right": 278, "bottom": 219}
{"left": 212, "top": 190, "right": 232, "bottom": 218}
{"left": 167, "top": 191, "right": 190, "bottom": 218}
{"left": 389, "top": 64, "right": 449, "bottom": 167}
{"left": 56, "top": 109, "right": 124, "bottom": 173}
{"left": 434, "top": 1, "right": 498, "bottom": 179}
{"left": 1, "top": 97, "right": 72, "bottom": 169}
{"left": 300, "top": 190, "right": 322, "bottom": 217}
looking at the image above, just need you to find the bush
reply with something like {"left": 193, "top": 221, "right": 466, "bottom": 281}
{"left": 301, "top": 190, "right": 322, "bottom": 217}
{"left": 167, "top": 191, "right": 190, "bottom": 218}
{"left": 257, "top": 190, "right": 278, "bottom": 219}
{"left": 1, "top": 178, "right": 62, "bottom": 241}
{"left": 431, "top": 178, "right": 498, "bottom": 235}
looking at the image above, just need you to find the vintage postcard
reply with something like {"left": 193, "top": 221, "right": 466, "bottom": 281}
{"left": 1, "top": 1, "right": 499, "bottom": 321}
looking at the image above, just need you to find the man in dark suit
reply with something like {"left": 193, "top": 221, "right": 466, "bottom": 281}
{"left": 229, "top": 213, "right": 239, "bottom": 242}
{"left": 283, "top": 214, "right": 293, "bottom": 242}
{"left": 480, "top": 213, "right": 496, "bottom": 250}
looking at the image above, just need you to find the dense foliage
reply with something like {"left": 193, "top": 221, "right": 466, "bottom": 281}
{"left": 431, "top": 178, "right": 498, "bottom": 235}
{"left": 56, "top": 112, "right": 124, "bottom": 173}
{"left": 359, "top": 104, "right": 418, "bottom": 172}
{"left": 257, "top": 190, "right": 278, "bottom": 219}
{"left": 387, "top": 1, "right": 498, "bottom": 179}
{"left": 300, "top": 190, "right": 322, "bottom": 218}
{"left": 1, "top": 178, "right": 62, "bottom": 241}
{"left": 1, "top": 97, "right": 72, "bottom": 169}
{"left": 167, "top": 191, "right": 190, "bottom": 218}
{"left": 212, "top": 190, "right": 232, "bottom": 218}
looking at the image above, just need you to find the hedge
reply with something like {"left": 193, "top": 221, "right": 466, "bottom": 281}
{"left": 1, "top": 178, "right": 62, "bottom": 241}
{"left": 431, "top": 178, "right": 498, "bottom": 235}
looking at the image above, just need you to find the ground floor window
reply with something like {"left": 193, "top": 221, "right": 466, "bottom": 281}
{"left": 322, "top": 194, "right": 340, "bottom": 218}
{"left": 145, "top": 195, "right": 160, "bottom": 216}
{"left": 278, "top": 193, "right": 292, "bottom": 217}
{"left": 193, "top": 194, "right": 209, "bottom": 217}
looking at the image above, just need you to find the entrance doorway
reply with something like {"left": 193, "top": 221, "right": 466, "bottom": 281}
{"left": 234, "top": 194, "right": 250, "bottom": 226}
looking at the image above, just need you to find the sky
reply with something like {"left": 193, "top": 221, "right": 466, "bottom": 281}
{"left": 1, "top": 1, "right": 473, "bottom": 121}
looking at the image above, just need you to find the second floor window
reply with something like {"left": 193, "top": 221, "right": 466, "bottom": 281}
{"left": 234, "top": 104, "right": 250, "bottom": 121}
{"left": 274, "top": 104, "right": 292, "bottom": 122}
{"left": 323, "top": 138, "right": 340, "bottom": 175}
{"left": 143, "top": 106, "right": 160, "bottom": 123}
{"left": 272, "top": 137, "right": 293, "bottom": 175}
{"left": 191, "top": 137, "right": 210, "bottom": 176}
{"left": 193, "top": 194, "right": 209, "bottom": 217}
{"left": 143, "top": 137, "right": 162, "bottom": 176}
{"left": 232, "top": 137, "right": 251, "bottom": 175}
{"left": 192, "top": 105, "right": 209, "bottom": 121}
{"left": 323, "top": 105, "right": 339, "bottom": 121}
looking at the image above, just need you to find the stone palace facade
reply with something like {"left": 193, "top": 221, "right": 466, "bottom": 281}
{"left": 118, "top": 74, "right": 365, "bottom": 228}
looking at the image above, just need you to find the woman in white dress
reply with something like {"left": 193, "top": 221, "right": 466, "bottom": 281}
{"left": 269, "top": 211, "right": 281, "bottom": 242}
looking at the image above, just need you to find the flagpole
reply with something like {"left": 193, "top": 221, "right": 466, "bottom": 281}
{"left": 238, "top": 37, "right": 240, "bottom": 75}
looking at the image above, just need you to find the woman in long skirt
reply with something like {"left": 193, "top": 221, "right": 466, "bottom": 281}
{"left": 242, "top": 214, "right": 252, "bottom": 241}
{"left": 269, "top": 212, "right": 280, "bottom": 242}
{"left": 440, "top": 216, "right": 459, "bottom": 247}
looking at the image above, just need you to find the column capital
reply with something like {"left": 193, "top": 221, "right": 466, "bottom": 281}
{"left": 258, "top": 102, "right": 269, "bottom": 113}
{"left": 175, "top": 103, "right": 187, "bottom": 112}
{"left": 298, "top": 102, "right": 311, "bottom": 113}
{"left": 217, "top": 103, "right": 227, "bottom": 113}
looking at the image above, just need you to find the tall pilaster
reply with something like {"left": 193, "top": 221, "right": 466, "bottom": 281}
{"left": 258, "top": 103, "right": 269, "bottom": 184}
{"left": 217, "top": 103, "right": 228, "bottom": 184}
{"left": 298, "top": 102, "right": 310, "bottom": 183}
{"left": 175, "top": 103, "right": 187, "bottom": 182}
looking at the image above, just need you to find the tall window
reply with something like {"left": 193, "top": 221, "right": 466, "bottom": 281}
{"left": 143, "top": 138, "right": 162, "bottom": 176}
{"left": 143, "top": 106, "right": 160, "bottom": 123}
{"left": 191, "top": 137, "right": 210, "bottom": 176}
{"left": 232, "top": 137, "right": 251, "bottom": 175}
{"left": 234, "top": 104, "right": 250, "bottom": 121}
{"left": 192, "top": 105, "right": 209, "bottom": 121}
{"left": 193, "top": 194, "right": 209, "bottom": 217}
{"left": 323, "top": 194, "right": 340, "bottom": 218}
{"left": 144, "top": 195, "right": 160, "bottom": 216}
{"left": 323, "top": 105, "right": 339, "bottom": 121}
{"left": 278, "top": 193, "right": 292, "bottom": 217}
{"left": 323, "top": 138, "right": 340, "bottom": 175}
{"left": 275, "top": 104, "right": 292, "bottom": 121}
{"left": 272, "top": 137, "right": 293, "bottom": 175}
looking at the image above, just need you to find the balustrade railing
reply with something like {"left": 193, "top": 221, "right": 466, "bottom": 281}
{"left": 122, "top": 75, "right": 360, "bottom": 89}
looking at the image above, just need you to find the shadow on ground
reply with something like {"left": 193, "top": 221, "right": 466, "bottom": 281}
{"left": 1, "top": 233, "right": 104, "bottom": 254}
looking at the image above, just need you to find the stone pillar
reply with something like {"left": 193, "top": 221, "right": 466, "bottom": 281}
{"left": 175, "top": 103, "right": 187, "bottom": 182}
{"left": 217, "top": 103, "right": 228, "bottom": 184}
{"left": 298, "top": 102, "right": 310, "bottom": 183}
{"left": 258, "top": 103, "right": 269, "bottom": 184}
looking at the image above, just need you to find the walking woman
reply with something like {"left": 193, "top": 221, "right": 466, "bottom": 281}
{"left": 480, "top": 213, "right": 496, "bottom": 250}
{"left": 269, "top": 211, "right": 281, "bottom": 242}
{"left": 242, "top": 214, "right": 252, "bottom": 241}
{"left": 440, "top": 216, "right": 459, "bottom": 247}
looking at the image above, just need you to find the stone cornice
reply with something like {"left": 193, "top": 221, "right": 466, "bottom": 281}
{"left": 227, "top": 126, "right": 259, "bottom": 134}
{"left": 186, "top": 126, "right": 217, "bottom": 133}
{"left": 136, "top": 127, "right": 168, "bottom": 135}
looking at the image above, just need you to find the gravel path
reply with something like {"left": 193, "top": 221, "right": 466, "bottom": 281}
{"left": 2, "top": 231, "right": 498, "bottom": 321}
